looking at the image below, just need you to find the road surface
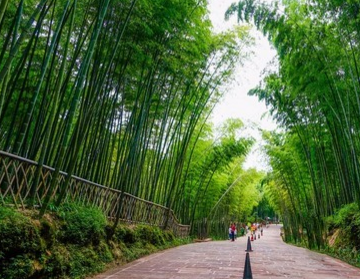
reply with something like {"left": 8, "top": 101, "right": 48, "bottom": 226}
{"left": 88, "top": 225, "right": 360, "bottom": 278}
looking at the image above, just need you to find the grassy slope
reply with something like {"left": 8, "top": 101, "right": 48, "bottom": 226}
{"left": 0, "top": 204, "right": 191, "bottom": 279}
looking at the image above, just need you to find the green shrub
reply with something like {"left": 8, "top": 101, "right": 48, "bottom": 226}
{"left": 114, "top": 225, "right": 136, "bottom": 244}
{"left": 0, "top": 205, "right": 188, "bottom": 278}
{"left": 325, "top": 203, "right": 360, "bottom": 250}
{"left": 120, "top": 241, "right": 152, "bottom": 261}
{"left": 60, "top": 204, "right": 107, "bottom": 246}
{"left": 39, "top": 218, "right": 57, "bottom": 248}
{"left": 95, "top": 240, "right": 113, "bottom": 263}
{"left": 42, "top": 244, "right": 70, "bottom": 278}
{"left": 349, "top": 212, "right": 360, "bottom": 249}
{"left": 135, "top": 225, "right": 165, "bottom": 246}
{"left": 325, "top": 215, "right": 336, "bottom": 232}
{"left": 0, "top": 207, "right": 43, "bottom": 258}
{"left": 0, "top": 255, "right": 35, "bottom": 279}
{"left": 332, "top": 203, "right": 358, "bottom": 227}
{"left": 68, "top": 245, "right": 105, "bottom": 278}
{"left": 163, "top": 230, "right": 175, "bottom": 242}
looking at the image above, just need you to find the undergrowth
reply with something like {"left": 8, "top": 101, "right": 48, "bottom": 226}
{"left": 0, "top": 204, "right": 191, "bottom": 279}
{"left": 322, "top": 203, "right": 360, "bottom": 267}
{"left": 285, "top": 203, "right": 360, "bottom": 268}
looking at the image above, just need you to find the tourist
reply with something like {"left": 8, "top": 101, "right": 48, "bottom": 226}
{"left": 231, "top": 223, "right": 236, "bottom": 241}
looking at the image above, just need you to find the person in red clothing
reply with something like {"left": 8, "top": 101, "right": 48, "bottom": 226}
{"left": 231, "top": 223, "right": 236, "bottom": 241}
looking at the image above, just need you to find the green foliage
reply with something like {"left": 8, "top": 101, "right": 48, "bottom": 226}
{"left": 0, "top": 207, "right": 44, "bottom": 279}
{"left": 0, "top": 0, "right": 254, "bottom": 243}
{"left": 0, "top": 255, "right": 35, "bottom": 279}
{"left": 135, "top": 225, "right": 165, "bottom": 246}
{"left": 43, "top": 245, "right": 70, "bottom": 278}
{"left": 39, "top": 218, "right": 57, "bottom": 247}
{"left": 95, "top": 240, "right": 113, "bottom": 264}
{"left": 68, "top": 245, "right": 106, "bottom": 278}
{"left": 0, "top": 207, "right": 44, "bottom": 258}
{"left": 321, "top": 205, "right": 360, "bottom": 267}
{"left": 113, "top": 225, "right": 136, "bottom": 244}
{"left": 321, "top": 246, "right": 360, "bottom": 268}
{"left": 0, "top": 205, "right": 190, "bottom": 279}
{"left": 42, "top": 243, "right": 112, "bottom": 279}
{"left": 180, "top": 118, "right": 256, "bottom": 237}
{"left": 227, "top": 0, "right": 360, "bottom": 252}
{"left": 121, "top": 241, "right": 158, "bottom": 261}
{"left": 111, "top": 226, "right": 187, "bottom": 262}
{"left": 325, "top": 203, "right": 360, "bottom": 250}
{"left": 60, "top": 204, "right": 107, "bottom": 246}
{"left": 162, "top": 230, "right": 176, "bottom": 242}
{"left": 326, "top": 203, "right": 359, "bottom": 229}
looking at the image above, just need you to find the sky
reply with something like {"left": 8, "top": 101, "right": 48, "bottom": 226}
{"left": 208, "top": 0, "right": 278, "bottom": 170}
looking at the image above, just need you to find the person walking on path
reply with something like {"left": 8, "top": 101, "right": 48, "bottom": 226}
{"left": 231, "top": 223, "right": 236, "bottom": 241}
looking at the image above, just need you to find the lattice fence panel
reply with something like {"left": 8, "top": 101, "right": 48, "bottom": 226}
{"left": 0, "top": 151, "right": 190, "bottom": 237}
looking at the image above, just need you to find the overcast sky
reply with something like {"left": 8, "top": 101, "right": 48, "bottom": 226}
{"left": 208, "top": 0, "right": 278, "bottom": 170}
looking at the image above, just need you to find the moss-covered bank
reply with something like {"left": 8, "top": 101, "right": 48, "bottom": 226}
{"left": 0, "top": 204, "right": 191, "bottom": 279}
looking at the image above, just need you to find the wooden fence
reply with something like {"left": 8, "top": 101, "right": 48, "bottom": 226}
{"left": 0, "top": 151, "right": 189, "bottom": 237}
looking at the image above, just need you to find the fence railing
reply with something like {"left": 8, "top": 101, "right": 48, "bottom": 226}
{"left": 0, "top": 151, "right": 189, "bottom": 237}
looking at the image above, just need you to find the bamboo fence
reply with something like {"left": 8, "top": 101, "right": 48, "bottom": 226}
{"left": 0, "top": 150, "right": 189, "bottom": 237}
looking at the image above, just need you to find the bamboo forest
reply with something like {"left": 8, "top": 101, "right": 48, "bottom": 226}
{"left": 1, "top": 0, "right": 360, "bottom": 277}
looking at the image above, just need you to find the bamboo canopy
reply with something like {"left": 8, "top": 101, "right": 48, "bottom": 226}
{"left": 0, "top": 0, "right": 254, "bottom": 234}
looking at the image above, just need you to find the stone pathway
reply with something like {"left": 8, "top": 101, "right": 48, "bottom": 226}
{"left": 88, "top": 225, "right": 360, "bottom": 278}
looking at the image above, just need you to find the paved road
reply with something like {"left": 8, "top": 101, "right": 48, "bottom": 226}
{"left": 89, "top": 225, "right": 360, "bottom": 278}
